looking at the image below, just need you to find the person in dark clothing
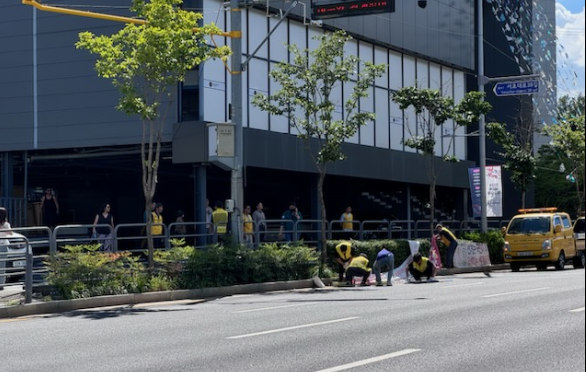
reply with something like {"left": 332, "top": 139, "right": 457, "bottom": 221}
{"left": 435, "top": 223, "right": 458, "bottom": 269}
{"left": 92, "top": 203, "right": 114, "bottom": 252}
{"left": 41, "top": 188, "right": 59, "bottom": 229}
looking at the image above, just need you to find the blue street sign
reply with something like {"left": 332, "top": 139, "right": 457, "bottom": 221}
{"left": 493, "top": 80, "right": 539, "bottom": 96}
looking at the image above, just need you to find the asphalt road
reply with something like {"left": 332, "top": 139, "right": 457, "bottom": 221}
{"left": 1, "top": 269, "right": 584, "bottom": 372}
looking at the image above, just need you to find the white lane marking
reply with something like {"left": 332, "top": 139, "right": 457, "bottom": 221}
{"left": 232, "top": 303, "right": 314, "bottom": 313}
{"left": 442, "top": 282, "right": 484, "bottom": 288}
{"left": 314, "top": 349, "right": 421, "bottom": 372}
{"left": 569, "top": 307, "right": 585, "bottom": 313}
{"left": 227, "top": 317, "right": 359, "bottom": 339}
{"left": 482, "top": 287, "right": 551, "bottom": 298}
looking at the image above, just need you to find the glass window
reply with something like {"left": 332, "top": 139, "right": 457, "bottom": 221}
{"left": 561, "top": 215, "right": 571, "bottom": 228}
{"left": 508, "top": 217, "right": 550, "bottom": 234}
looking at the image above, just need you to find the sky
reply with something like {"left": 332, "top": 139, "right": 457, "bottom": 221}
{"left": 555, "top": 0, "right": 585, "bottom": 97}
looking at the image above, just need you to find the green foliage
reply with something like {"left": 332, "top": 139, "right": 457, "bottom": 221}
{"left": 180, "top": 243, "right": 320, "bottom": 288}
{"left": 541, "top": 112, "right": 585, "bottom": 214}
{"left": 486, "top": 121, "right": 536, "bottom": 195}
{"left": 45, "top": 245, "right": 150, "bottom": 300}
{"left": 460, "top": 230, "right": 505, "bottom": 264}
{"left": 535, "top": 146, "right": 577, "bottom": 212}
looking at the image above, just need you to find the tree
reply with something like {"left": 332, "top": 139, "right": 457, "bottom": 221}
{"left": 534, "top": 146, "right": 576, "bottom": 211}
{"left": 486, "top": 119, "right": 536, "bottom": 209}
{"left": 76, "top": 0, "right": 230, "bottom": 270}
{"left": 541, "top": 115, "right": 585, "bottom": 215}
{"left": 391, "top": 87, "right": 492, "bottom": 233}
{"left": 251, "top": 30, "right": 385, "bottom": 268}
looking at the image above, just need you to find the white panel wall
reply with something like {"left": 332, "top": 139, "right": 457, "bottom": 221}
{"left": 375, "top": 88, "right": 389, "bottom": 148}
{"left": 344, "top": 81, "right": 359, "bottom": 144}
{"left": 416, "top": 59, "right": 429, "bottom": 88}
{"left": 441, "top": 68, "right": 454, "bottom": 157}
{"left": 359, "top": 42, "right": 374, "bottom": 146}
{"left": 390, "top": 100, "right": 403, "bottom": 150}
{"left": 202, "top": 59, "right": 227, "bottom": 123}
{"left": 268, "top": 65, "right": 289, "bottom": 133}
{"left": 248, "top": 12, "right": 268, "bottom": 60}
{"left": 402, "top": 56, "right": 417, "bottom": 153}
{"left": 269, "top": 17, "right": 289, "bottom": 63}
{"left": 389, "top": 51, "right": 402, "bottom": 90}
{"left": 374, "top": 47, "right": 388, "bottom": 88}
{"left": 430, "top": 63, "right": 441, "bottom": 90}
{"left": 453, "top": 71, "right": 466, "bottom": 160}
{"left": 248, "top": 59, "right": 269, "bottom": 130}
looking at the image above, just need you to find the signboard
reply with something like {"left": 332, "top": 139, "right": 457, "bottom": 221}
{"left": 493, "top": 79, "right": 539, "bottom": 96}
{"left": 311, "top": 0, "right": 395, "bottom": 20}
{"left": 453, "top": 241, "right": 491, "bottom": 268}
{"left": 468, "top": 165, "right": 503, "bottom": 218}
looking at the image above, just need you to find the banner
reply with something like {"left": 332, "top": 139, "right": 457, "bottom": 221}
{"left": 453, "top": 241, "right": 491, "bottom": 268}
{"left": 468, "top": 165, "right": 503, "bottom": 218}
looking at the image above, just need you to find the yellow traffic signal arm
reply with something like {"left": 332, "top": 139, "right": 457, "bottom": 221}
{"left": 22, "top": 0, "right": 240, "bottom": 39}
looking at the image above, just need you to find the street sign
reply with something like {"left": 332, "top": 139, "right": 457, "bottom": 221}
{"left": 493, "top": 80, "right": 539, "bottom": 96}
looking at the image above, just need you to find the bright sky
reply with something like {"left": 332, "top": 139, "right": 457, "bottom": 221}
{"left": 556, "top": 1, "right": 585, "bottom": 97}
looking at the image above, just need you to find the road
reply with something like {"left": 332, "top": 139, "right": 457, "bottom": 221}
{"left": 1, "top": 269, "right": 584, "bottom": 372}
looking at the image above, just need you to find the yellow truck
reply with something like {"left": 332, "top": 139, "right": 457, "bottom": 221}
{"left": 502, "top": 208, "right": 581, "bottom": 271}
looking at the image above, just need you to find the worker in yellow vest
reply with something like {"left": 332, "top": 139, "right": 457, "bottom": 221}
{"left": 212, "top": 200, "right": 229, "bottom": 239}
{"left": 345, "top": 253, "right": 371, "bottom": 286}
{"left": 335, "top": 241, "right": 354, "bottom": 283}
{"left": 435, "top": 223, "right": 458, "bottom": 269}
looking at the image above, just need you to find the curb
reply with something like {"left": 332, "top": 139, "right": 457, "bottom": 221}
{"left": 0, "top": 277, "right": 330, "bottom": 319}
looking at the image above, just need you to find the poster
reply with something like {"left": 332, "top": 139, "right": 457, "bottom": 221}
{"left": 468, "top": 165, "right": 503, "bottom": 218}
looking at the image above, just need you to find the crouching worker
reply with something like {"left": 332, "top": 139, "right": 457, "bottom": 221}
{"left": 408, "top": 252, "right": 437, "bottom": 282}
{"left": 335, "top": 241, "right": 354, "bottom": 282}
{"left": 345, "top": 253, "right": 371, "bottom": 286}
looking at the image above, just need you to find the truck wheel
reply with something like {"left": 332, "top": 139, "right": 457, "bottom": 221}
{"left": 573, "top": 251, "right": 585, "bottom": 269}
{"left": 554, "top": 251, "right": 566, "bottom": 270}
{"left": 510, "top": 263, "right": 520, "bottom": 272}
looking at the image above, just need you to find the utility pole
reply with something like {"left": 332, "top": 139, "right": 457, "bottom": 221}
{"left": 230, "top": 0, "right": 244, "bottom": 243}
{"left": 477, "top": 0, "right": 488, "bottom": 233}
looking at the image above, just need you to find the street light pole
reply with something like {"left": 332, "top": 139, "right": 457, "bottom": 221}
{"left": 477, "top": 0, "right": 488, "bottom": 233}
{"left": 230, "top": 0, "right": 244, "bottom": 243}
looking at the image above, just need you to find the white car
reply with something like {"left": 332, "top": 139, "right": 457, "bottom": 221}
{"left": 0, "top": 232, "right": 29, "bottom": 289}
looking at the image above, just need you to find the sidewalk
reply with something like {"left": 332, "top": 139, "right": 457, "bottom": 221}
{"left": 1, "top": 265, "right": 506, "bottom": 319}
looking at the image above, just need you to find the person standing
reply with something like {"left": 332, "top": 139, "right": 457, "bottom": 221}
{"left": 0, "top": 207, "right": 14, "bottom": 289}
{"left": 278, "top": 202, "right": 301, "bottom": 242}
{"left": 212, "top": 200, "right": 229, "bottom": 241}
{"left": 151, "top": 203, "right": 164, "bottom": 248}
{"left": 373, "top": 247, "right": 394, "bottom": 286}
{"left": 242, "top": 205, "right": 254, "bottom": 247}
{"left": 92, "top": 203, "right": 114, "bottom": 252}
{"left": 334, "top": 241, "right": 354, "bottom": 283}
{"left": 408, "top": 252, "right": 437, "bottom": 282}
{"left": 205, "top": 198, "right": 214, "bottom": 236}
{"left": 435, "top": 223, "right": 458, "bottom": 269}
{"left": 252, "top": 202, "right": 267, "bottom": 240}
{"left": 345, "top": 253, "right": 371, "bottom": 286}
{"left": 339, "top": 206, "right": 354, "bottom": 239}
{"left": 174, "top": 210, "right": 186, "bottom": 236}
{"left": 40, "top": 188, "right": 59, "bottom": 229}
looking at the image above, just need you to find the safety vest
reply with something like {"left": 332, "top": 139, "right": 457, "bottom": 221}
{"left": 341, "top": 213, "right": 353, "bottom": 231}
{"left": 439, "top": 227, "right": 457, "bottom": 246}
{"left": 243, "top": 214, "right": 253, "bottom": 234}
{"left": 151, "top": 212, "right": 163, "bottom": 236}
{"left": 413, "top": 257, "right": 430, "bottom": 272}
{"left": 213, "top": 208, "right": 229, "bottom": 234}
{"left": 347, "top": 256, "right": 371, "bottom": 272}
{"left": 335, "top": 242, "right": 353, "bottom": 261}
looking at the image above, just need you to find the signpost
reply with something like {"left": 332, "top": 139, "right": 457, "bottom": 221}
{"left": 493, "top": 79, "right": 539, "bottom": 97}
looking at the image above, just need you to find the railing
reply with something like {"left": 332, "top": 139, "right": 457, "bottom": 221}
{"left": 0, "top": 197, "right": 27, "bottom": 228}
{"left": 0, "top": 233, "right": 34, "bottom": 303}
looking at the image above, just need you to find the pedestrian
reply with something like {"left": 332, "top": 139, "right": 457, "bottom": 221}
{"left": 339, "top": 206, "right": 354, "bottom": 239}
{"left": 334, "top": 240, "right": 354, "bottom": 283}
{"left": 408, "top": 252, "right": 437, "bottom": 282}
{"left": 373, "top": 247, "right": 394, "bottom": 286}
{"left": 243, "top": 205, "right": 254, "bottom": 247}
{"left": 252, "top": 202, "right": 267, "bottom": 240}
{"left": 174, "top": 209, "right": 186, "bottom": 236}
{"left": 435, "top": 223, "right": 458, "bottom": 269}
{"left": 92, "top": 203, "right": 114, "bottom": 252}
{"left": 0, "top": 207, "right": 13, "bottom": 289}
{"left": 212, "top": 200, "right": 229, "bottom": 242}
{"left": 40, "top": 187, "right": 59, "bottom": 229}
{"left": 151, "top": 203, "right": 164, "bottom": 248}
{"left": 0, "top": 207, "right": 13, "bottom": 238}
{"left": 205, "top": 198, "right": 214, "bottom": 236}
{"left": 345, "top": 253, "right": 371, "bottom": 286}
{"left": 278, "top": 202, "right": 301, "bottom": 242}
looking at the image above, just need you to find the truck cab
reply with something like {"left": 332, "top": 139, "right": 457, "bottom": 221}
{"left": 502, "top": 208, "right": 577, "bottom": 271}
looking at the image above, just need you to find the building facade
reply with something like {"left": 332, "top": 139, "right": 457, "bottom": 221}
{"left": 0, "top": 0, "right": 554, "bottom": 231}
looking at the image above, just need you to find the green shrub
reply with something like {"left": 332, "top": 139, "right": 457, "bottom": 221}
{"left": 45, "top": 244, "right": 150, "bottom": 300}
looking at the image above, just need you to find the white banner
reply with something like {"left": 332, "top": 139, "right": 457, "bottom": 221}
{"left": 453, "top": 241, "right": 491, "bottom": 268}
{"left": 486, "top": 165, "right": 503, "bottom": 218}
